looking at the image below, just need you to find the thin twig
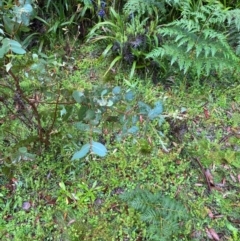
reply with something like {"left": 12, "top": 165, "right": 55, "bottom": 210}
{"left": 193, "top": 157, "right": 212, "bottom": 193}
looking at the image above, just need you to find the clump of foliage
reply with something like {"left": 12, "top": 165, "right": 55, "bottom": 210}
{"left": 86, "top": 4, "right": 163, "bottom": 79}
{"left": 70, "top": 84, "right": 169, "bottom": 159}
{"left": 87, "top": 0, "right": 240, "bottom": 80}
{"left": 0, "top": 0, "right": 34, "bottom": 58}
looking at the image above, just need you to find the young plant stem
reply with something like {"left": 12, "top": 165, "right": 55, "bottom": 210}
{"left": 7, "top": 69, "right": 49, "bottom": 147}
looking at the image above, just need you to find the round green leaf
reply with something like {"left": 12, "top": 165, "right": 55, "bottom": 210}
{"left": 77, "top": 106, "right": 88, "bottom": 121}
{"left": 19, "top": 147, "right": 28, "bottom": 154}
{"left": 84, "top": 109, "right": 96, "bottom": 121}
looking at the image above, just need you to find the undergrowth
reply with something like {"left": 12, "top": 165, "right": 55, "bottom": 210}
{"left": 1, "top": 1, "right": 240, "bottom": 240}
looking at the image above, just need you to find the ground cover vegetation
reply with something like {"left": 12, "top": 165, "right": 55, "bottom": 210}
{"left": 0, "top": 0, "right": 240, "bottom": 240}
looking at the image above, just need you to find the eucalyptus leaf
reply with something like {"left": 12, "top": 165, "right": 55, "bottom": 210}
{"left": 72, "top": 91, "right": 84, "bottom": 103}
{"left": 8, "top": 39, "right": 26, "bottom": 54}
{"left": 71, "top": 143, "right": 91, "bottom": 160}
{"left": 84, "top": 109, "right": 96, "bottom": 121}
{"left": 62, "top": 106, "right": 73, "bottom": 121}
{"left": 125, "top": 90, "right": 134, "bottom": 101}
{"left": 97, "top": 99, "right": 108, "bottom": 106}
{"left": 13, "top": 3, "right": 33, "bottom": 26}
{"left": 18, "top": 147, "right": 28, "bottom": 154}
{"left": 74, "top": 122, "right": 90, "bottom": 131}
{"left": 3, "top": 16, "right": 14, "bottom": 35}
{"left": 148, "top": 101, "right": 163, "bottom": 120}
{"left": 138, "top": 101, "right": 151, "bottom": 114}
{"left": 127, "top": 126, "right": 139, "bottom": 134}
{"left": 101, "top": 89, "right": 108, "bottom": 98}
{"left": 77, "top": 106, "right": 88, "bottom": 121}
{"left": 112, "top": 86, "right": 121, "bottom": 95}
{"left": 0, "top": 45, "right": 8, "bottom": 58}
{"left": 91, "top": 141, "right": 107, "bottom": 157}
{"left": 107, "top": 100, "right": 114, "bottom": 106}
{"left": 60, "top": 106, "right": 67, "bottom": 117}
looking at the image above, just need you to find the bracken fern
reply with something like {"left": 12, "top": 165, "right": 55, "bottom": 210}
{"left": 147, "top": 0, "right": 240, "bottom": 77}
{"left": 123, "top": 0, "right": 165, "bottom": 17}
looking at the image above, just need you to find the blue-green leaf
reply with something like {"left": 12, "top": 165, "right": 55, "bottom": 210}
{"left": 72, "top": 91, "right": 84, "bottom": 103}
{"left": 60, "top": 106, "right": 67, "bottom": 117}
{"left": 2, "top": 38, "right": 26, "bottom": 55}
{"left": 91, "top": 141, "right": 107, "bottom": 157}
{"left": 62, "top": 106, "right": 73, "bottom": 121}
{"left": 138, "top": 101, "right": 151, "bottom": 114}
{"left": 71, "top": 143, "right": 90, "bottom": 160}
{"left": 3, "top": 16, "right": 14, "bottom": 35}
{"left": 112, "top": 86, "right": 121, "bottom": 95}
{"left": 148, "top": 101, "right": 163, "bottom": 120}
{"left": 74, "top": 122, "right": 90, "bottom": 131}
{"left": 101, "top": 89, "right": 108, "bottom": 98}
{"left": 13, "top": 3, "right": 33, "bottom": 26}
{"left": 84, "top": 109, "right": 95, "bottom": 121}
{"left": 125, "top": 90, "right": 134, "bottom": 101}
{"left": 127, "top": 126, "right": 139, "bottom": 134}
{"left": 0, "top": 44, "right": 9, "bottom": 58}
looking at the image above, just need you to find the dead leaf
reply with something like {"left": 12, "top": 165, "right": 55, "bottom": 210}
{"left": 191, "top": 230, "right": 202, "bottom": 238}
{"left": 206, "top": 228, "right": 214, "bottom": 239}
{"left": 213, "top": 215, "right": 224, "bottom": 219}
{"left": 222, "top": 178, "right": 226, "bottom": 186}
{"left": 206, "top": 207, "right": 214, "bottom": 219}
{"left": 205, "top": 169, "right": 214, "bottom": 184}
{"left": 67, "top": 219, "right": 76, "bottom": 226}
{"left": 238, "top": 174, "right": 240, "bottom": 183}
{"left": 147, "top": 136, "right": 152, "bottom": 145}
{"left": 203, "top": 107, "right": 210, "bottom": 119}
{"left": 22, "top": 201, "right": 31, "bottom": 211}
{"left": 211, "top": 186, "right": 223, "bottom": 192}
{"left": 176, "top": 159, "right": 181, "bottom": 165}
{"left": 230, "top": 173, "right": 236, "bottom": 182}
{"left": 208, "top": 228, "right": 220, "bottom": 241}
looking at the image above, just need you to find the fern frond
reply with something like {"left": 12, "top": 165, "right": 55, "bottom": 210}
{"left": 123, "top": 0, "right": 165, "bottom": 16}
{"left": 147, "top": 1, "right": 240, "bottom": 77}
{"left": 226, "top": 9, "right": 240, "bottom": 31}
{"left": 120, "top": 188, "right": 189, "bottom": 241}
{"left": 226, "top": 9, "right": 240, "bottom": 55}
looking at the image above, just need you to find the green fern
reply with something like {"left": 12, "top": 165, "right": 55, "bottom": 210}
{"left": 147, "top": 1, "right": 240, "bottom": 77}
{"left": 123, "top": 0, "right": 165, "bottom": 17}
{"left": 226, "top": 8, "right": 240, "bottom": 55}
{"left": 120, "top": 188, "right": 189, "bottom": 241}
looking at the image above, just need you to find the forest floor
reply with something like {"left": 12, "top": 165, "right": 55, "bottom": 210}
{"left": 0, "top": 44, "right": 240, "bottom": 241}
